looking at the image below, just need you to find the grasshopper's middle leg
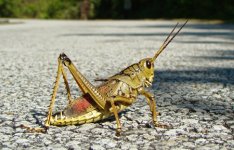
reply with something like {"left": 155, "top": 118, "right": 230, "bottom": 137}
{"left": 108, "top": 96, "right": 135, "bottom": 136}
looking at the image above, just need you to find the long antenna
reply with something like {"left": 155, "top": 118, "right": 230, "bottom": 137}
{"left": 152, "top": 20, "right": 188, "bottom": 61}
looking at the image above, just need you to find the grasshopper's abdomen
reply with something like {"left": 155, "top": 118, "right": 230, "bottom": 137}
{"left": 63, "top": 94, "right": 96, "bottom": 117}
{"left": 50, "top": 95, "right": 111, "bottom": 126}
{"left": 50, "top": 108, "right": 110, "bottom": 126}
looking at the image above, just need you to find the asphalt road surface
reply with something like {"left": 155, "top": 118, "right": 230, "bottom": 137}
{"left": 0, "top": 19, "right": 234, "bottom": 149}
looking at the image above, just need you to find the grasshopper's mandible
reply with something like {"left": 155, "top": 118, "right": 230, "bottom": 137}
{"left": 24, "top": 21, "right": 187, "bottom": 136}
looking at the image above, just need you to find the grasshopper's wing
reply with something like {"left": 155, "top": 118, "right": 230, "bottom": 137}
{"left": 60, "top": 53, "right": 107, "bottom": 110}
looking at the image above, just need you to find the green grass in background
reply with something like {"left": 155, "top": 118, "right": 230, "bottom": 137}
{"left": 0, "top": 0, "right": 233, "bottom": 21}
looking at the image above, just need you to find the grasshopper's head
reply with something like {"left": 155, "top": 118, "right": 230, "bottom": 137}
{"left": 138, "top": 58, "right": 155, "bottom": 87}
{"left": 138, "top": 20, "right": 188, "bottom": 87}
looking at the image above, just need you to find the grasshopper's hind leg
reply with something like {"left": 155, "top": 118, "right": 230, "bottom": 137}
{"left": 21, "top": 54, "right": 74, "bottom": 133}
{"left": 61, "top": 64, "right": 73, "bottom": 104}
{"left": 45, "top": 54, "right": 75, "bottom": 127}
{"left": 20, "top": 124, "right": 47, "bottom": 133}
{"left": 21, "top": 55, "right": 63, "bottom": 133}
{"left": 44, "top": 57, "right": 63, "bottom": 127}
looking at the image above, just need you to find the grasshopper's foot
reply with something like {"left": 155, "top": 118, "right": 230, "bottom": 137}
{"left": 154, "top": 121, "right": 171, "bottom": 129}
{"left": 20, "top": 124, "right": 47, "bottom": 133}
{"left": 156, "top": 112, "right": 161, "bottom": 116}
{"left": 115, "top": 128, "right": 121, "bottom": 136}
{"left": 45, "top": 119, "right": 50, "bottom": 128}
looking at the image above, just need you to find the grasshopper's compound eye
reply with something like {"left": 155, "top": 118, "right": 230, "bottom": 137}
{"left": 146, "top": 60, "right": 151, "bottom": 69}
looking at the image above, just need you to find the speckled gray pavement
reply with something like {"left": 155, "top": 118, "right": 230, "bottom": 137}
{"left": 0, "top": 19, "right": 234, "bottom": 150}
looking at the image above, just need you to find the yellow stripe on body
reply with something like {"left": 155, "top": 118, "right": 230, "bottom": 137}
{"left": 50, "top": 108, "right": 111, "bottom": 126}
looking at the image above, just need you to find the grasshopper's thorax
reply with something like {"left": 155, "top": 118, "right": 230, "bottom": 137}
{"left": 110, "top": 58, "right": 154, "bottom": 89}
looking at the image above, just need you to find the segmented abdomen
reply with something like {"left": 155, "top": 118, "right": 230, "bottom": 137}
{"left": 50, "top": 95, "right": 112, "bottom": 126}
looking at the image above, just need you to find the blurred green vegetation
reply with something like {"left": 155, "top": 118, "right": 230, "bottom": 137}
{"left": 0, "top": 0, "right": 234, "bottom": 20}
{"left": 0, "top": 0, "right": 82, "bottom": 19}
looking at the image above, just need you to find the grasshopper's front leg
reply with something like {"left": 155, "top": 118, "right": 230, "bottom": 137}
{"left": 109, "top": 98, "right": 122, "bottom": 136}
{"left": 139, "top": 89, "right": 169, "bottom": 128}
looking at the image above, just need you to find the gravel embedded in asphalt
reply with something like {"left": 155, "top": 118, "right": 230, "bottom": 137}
{"left": 0, "top": 19, "right": 234, "bottom": 149}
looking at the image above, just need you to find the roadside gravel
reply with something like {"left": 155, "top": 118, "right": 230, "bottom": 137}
{"left": 0, "top": 19, "right": 233, "bottom": 149}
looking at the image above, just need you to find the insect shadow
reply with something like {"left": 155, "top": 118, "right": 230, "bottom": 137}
{"left": 96, "top": 110, "right": 129, "bottom": 131}
{"left": 153, "top": 67, "right": 234, "bottom": 115}
{"left": 30, "top": 109, "right": 47, "bottom": 128}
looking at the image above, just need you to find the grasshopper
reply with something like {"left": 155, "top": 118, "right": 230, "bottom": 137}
{"left": 23, "top": 21, "right": 187, "bottom": 135}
